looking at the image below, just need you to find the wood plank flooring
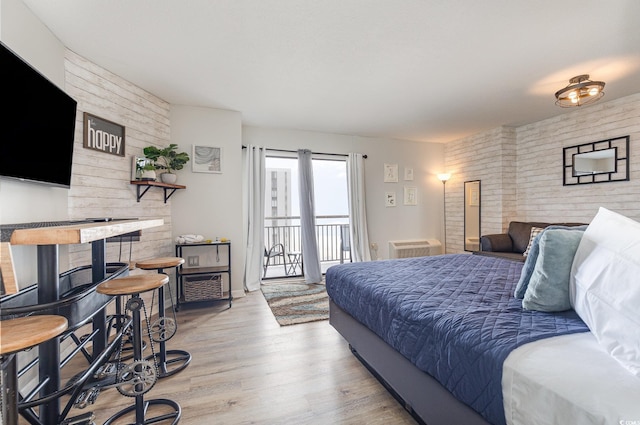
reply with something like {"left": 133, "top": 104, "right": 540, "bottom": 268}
{"left": 59, "top": 289, "right": 417, "bottom": 424}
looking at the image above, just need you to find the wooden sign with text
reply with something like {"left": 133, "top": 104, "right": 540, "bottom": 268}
{"left": 83, "top": 112, "right": 125, "bottom": 156}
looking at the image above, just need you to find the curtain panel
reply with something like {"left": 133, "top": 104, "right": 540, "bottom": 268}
{"left": 243, "top": 145, "right": 266, "bottom": 292}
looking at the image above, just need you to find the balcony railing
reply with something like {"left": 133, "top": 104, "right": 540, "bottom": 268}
{"left": 264, "top": 215, "right": 350, "bottom": 277}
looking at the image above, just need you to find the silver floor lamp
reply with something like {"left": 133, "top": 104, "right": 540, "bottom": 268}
{"left": 437, "top": 173, "right": 451, "bottom": 253}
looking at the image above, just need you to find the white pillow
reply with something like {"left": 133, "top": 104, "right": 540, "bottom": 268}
{"left": 570, "top": 207, "right": 640, "bottom": 377}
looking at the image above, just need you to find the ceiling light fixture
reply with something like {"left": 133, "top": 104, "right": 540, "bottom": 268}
{"left": 555, "top": 74, "right": 605, "bottom": 108}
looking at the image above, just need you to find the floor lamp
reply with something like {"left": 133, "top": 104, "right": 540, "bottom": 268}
{"left": 437, "top": 173, "right": 451, "bottom": 253}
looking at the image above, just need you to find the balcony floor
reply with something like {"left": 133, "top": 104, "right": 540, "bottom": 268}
{"left": 262, "top": 260, "right": 347, "bottom": 280}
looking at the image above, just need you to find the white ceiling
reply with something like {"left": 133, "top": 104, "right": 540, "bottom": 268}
{"left": 20, "top": 0, "right": 640, "bottom": 143}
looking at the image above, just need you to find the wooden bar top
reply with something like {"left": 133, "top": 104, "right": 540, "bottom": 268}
{"left": 9, "top": 218, "right": 164, "bottom": 246}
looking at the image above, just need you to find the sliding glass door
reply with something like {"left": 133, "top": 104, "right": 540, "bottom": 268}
{"left": 263, "top": 155, "right": 348, "bottom": 279}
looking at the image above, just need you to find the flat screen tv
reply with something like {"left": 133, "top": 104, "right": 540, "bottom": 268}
{"left": 0, "top": 42, "right": 78, "bottom": 188}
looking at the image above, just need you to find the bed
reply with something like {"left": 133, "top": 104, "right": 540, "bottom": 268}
{"left": 326, "top": 208, "right": 640, "bottom": 425}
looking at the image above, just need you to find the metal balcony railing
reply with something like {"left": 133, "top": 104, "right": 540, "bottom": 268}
{"left": 264, "top": 215, "right": 350, "bottom": 277}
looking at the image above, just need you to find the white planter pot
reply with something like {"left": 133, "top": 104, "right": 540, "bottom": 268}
{"left": 160, "top": 172, "right": 178, "bottom": 184}
{"left": 140, "top": 169, "right": 156, "bottom": 181}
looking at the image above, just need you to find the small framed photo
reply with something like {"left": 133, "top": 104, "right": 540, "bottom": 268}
{"left": 404, "top": 167, "right": 414, "bottom": 181}
{"left": 404, "top": 187, "right": 417, "bottom": 206}
{"left": 385, "top": 192, "right": 397, "bottom": 207}
{"left": 131, "top": 156, "right": 154, "bottom": 181}
{"left": 384, "top": 163, "right": 398, "bottom": 182}
{"left": 192, "top": 145, "right": 222, "bottom": 173}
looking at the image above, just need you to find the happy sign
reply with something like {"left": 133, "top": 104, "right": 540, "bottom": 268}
{"left": 83, "top": 112, "right": 125, "bottom": 157}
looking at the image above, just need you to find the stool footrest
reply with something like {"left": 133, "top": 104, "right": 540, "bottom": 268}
{"left": 145, "top": 349, "right": 192, "bottom": 378}
{"left": 103, "top": 399, "right": 181, "bottom": 425}
{"left": 60, "top": 411, "right": 96, "bottom": 425}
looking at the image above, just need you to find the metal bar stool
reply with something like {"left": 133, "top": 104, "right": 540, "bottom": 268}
{"left": 97, "top": 274, "right": 181, "bottom": 425}
{"left": 135, "top": 257, "right": 191, "bottom": 378}
{"left": 1, "top": 315, "right": 68, "bottom": 425}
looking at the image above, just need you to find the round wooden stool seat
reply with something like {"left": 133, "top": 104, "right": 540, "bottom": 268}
{"left": 136, "top": 257, "right": 184, "bottom": 270}
{"left": 97, "top": 274, "right": 168, "bottom": 296}
{"left": 0, "top": 315, "right": 68, "bottom": 355}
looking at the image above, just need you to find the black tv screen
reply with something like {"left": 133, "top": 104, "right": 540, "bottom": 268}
{"left": 1, "top": 42, "right": 78, "bottom": 188}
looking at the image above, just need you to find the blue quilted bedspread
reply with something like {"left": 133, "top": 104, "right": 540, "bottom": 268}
{"left": 325, "top": 254, "right": 589, "bottom": 425}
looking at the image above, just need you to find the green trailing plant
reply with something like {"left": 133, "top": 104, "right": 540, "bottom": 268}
{"left": 143, "top": 144, "right": 190, "bottom": 174}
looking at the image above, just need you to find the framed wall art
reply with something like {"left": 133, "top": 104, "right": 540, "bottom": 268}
{"left": 404, "top": 186, "right": 417, "bottom": 206}
{"left": 385, "top": 192, "right": 397, "bottom": 207}
{"left": 192, "top": 145, "right": 222, "bottom": 173}
{"left": 404, "top": 167, "right": 414, "bottom": 181}
{"left": 384, "top": 163, "right": 398, "bottom": 182}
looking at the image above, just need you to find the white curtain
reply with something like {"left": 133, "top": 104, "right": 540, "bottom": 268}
{"left": 298, "top": 149, "right": 322, "bottom": 283}
{"left": 347, "top": 153, "right": 371, "bottom": 262}
{"left": 243, "top": 145, "right": 266, "bottom": 292}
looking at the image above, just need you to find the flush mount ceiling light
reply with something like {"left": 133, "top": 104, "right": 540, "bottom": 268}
{"left": 555, "top": 74, "right": 605, "bottom": 107}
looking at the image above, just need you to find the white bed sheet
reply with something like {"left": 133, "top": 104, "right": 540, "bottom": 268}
{"left": 503, "top": 332, "right": 640, "bottom": 425}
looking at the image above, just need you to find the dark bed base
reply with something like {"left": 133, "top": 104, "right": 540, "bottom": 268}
{"left": 329, "top": 300, "right": 490, "bottom": 425}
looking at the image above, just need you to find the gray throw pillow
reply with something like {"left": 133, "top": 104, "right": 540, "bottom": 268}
{"left": 522, "top": 229, "right": 585, "bottom": 312}
{"left": 514, "top": 224, "right": 588, "bottom": 299}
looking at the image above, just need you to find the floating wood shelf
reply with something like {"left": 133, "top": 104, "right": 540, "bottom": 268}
{"left": 130, "top": 180, "right": 186, "bottom": 203}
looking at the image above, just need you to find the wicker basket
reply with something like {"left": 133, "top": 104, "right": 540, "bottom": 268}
{"left": 183, "top": 274, "right": 223, "bottom": 302}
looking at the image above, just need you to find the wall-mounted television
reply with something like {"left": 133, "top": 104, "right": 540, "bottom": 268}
{"left": 0, "top": 42, "right": 78, "bottom": 188}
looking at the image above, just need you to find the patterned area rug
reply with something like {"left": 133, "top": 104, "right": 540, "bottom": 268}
{"left": 261, "top": 279, "right": 329, "bottom": 326}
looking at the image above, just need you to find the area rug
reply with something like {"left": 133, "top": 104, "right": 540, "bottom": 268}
{"left": 261, "top": 279, "right": 329, "bottom": 326}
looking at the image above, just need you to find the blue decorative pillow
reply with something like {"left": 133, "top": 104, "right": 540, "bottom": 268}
{"left": 514, "top": 224, "right": 587, "bottom": 299}
{"left": 522, "top": 229, "right": 585, "bottom": 312}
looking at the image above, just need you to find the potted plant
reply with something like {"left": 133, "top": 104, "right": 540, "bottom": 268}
{"left": 143, "top": 144, "right": 190, "bottom": 184}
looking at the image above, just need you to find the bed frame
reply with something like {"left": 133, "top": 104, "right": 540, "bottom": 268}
{"left": 330, "top": 300, "right": 490, "bottom": 425}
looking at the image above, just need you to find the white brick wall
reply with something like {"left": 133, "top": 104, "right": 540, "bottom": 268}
{"left": 516, "top": 94, "right": 640, "bottom": 223}
{"left": 64, "top": 49, "right": 174, "bottom": 269}
{"left": 444, "top": 127, "right": 517, "bottom": 253}
{"left": 445, "top": 93, "right": 640, "bottom": 253}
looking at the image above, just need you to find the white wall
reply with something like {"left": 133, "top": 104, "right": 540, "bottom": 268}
{"left": 444, "top": 127, "right": 517, "bottom": 253}
{"left": 1, "top": 0, "right": 72, "bottom": 285}
{"left": 169, "top": 105, "right": 244, "bottom": 297}
{"left": 243, "top": 126, "right": 445, "bottom": 260}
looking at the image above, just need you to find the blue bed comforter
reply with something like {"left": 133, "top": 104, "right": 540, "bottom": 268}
{"left": 325, "top": 254, "right": 589, "bottom": 425}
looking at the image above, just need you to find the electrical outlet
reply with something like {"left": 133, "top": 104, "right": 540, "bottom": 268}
{"left": 187, "top": 256, "right": 199, "bottom": 267}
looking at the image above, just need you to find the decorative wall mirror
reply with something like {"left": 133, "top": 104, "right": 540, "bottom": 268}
{"left": 464, "top": 180, "right": 481, "bottom": 252}
{"left": 563, "top": 136, "right": 629, "bottom": 185}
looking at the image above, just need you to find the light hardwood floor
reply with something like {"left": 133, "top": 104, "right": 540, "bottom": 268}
{"left": 59, "top": 290, "right": 417, "bottom": 424}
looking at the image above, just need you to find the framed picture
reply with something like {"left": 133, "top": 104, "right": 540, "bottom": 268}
{"left": 384, "top": 163, "right": 398, "bottom": 182}
{"left": 192, "top": 145, "right": 222, "bottom": 173}
{"left": 385, "top": 192, "right": 397, "bottom": 207}
{"left": 404, "top": 186, "right": 417, "bottom": 206}
{"left": 404, "top": 167, "right": 414, "bottom": 181}
{"left": 131, "top": 156, "right": 152, "bottom": 181}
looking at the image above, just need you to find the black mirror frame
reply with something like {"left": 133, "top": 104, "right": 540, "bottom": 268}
{"left": 464, "top": 180, "right": 481, "bottom": 252}
{"left": 563, "top": 136, "right": 629, "bottom": 186}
